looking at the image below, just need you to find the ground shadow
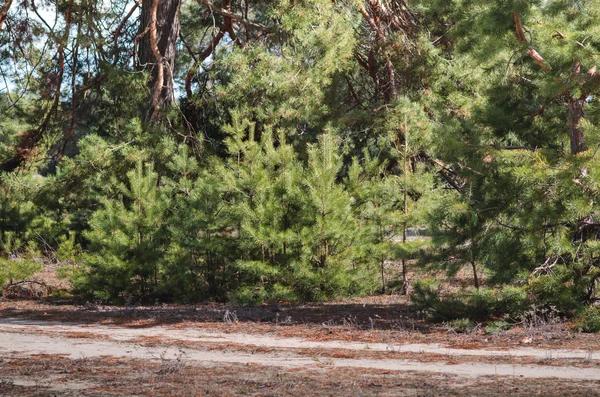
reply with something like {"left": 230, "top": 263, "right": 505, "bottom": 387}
{"left": 0, "top": 298, "right": 424, "bottom": 331}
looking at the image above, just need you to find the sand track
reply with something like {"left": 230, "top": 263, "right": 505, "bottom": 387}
{"left": 1, "top": 318, "right": 599, "bottom": 380}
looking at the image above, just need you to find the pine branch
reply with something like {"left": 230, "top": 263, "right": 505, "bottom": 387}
{"left": 490, "top": 144, "right": 537, "bottom": 151}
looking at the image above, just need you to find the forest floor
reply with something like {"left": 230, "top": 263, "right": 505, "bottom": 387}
{"left": 1, "top": 296, "right": 600, "bottom": 396}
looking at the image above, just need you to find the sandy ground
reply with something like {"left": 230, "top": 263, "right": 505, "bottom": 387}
{"left": 1, "top": 319, "right": 600, "bottom": 380}
{"left": 1, "top": 313, "right": 600, "bottom": 396}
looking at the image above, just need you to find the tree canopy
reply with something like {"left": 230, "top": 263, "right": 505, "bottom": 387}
{"left": 2, "top": 0, "right": 600, "bottom": 325}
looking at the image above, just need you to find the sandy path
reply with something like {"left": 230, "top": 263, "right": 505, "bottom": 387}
{"left": 1, "top": 318, "right": 599, "bottom": 380}
{"left": 2, "top": 330, "right": 599, "bottom": 380}
{"left": 0, "top": 318, "right": 598, "bottom": 361}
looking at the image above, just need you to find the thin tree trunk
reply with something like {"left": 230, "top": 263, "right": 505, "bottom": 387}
{"left": 568, "top": 97, "right": 585, "bottom": 154}
{"left": 0, "top": 0, "right": 12, "bottom": 31}
{"left": 381, "top": 256, "right": 386, "bottom": 294}
{"left": 139, "top": 0, "right": 180, "bottom": 119}
{"left": 401, "top": 117, "right": 409, "bottom": 295}
{"left": 471, "top": 260, "right": 479, "bottom": 290}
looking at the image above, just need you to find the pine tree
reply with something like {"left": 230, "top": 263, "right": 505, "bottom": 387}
{"left": 164, "top": 144, "right": 239, "bottom": 301}
{"left": 82, "top": 161, "right": 170, "bottom": 300}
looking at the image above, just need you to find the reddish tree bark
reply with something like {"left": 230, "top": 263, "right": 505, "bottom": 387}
{"left": 568, "top": 97, "right": 585, "bottom": 154}
{"left": 0, "top": 0, "right": 12, "bottom": 31}
{"left": 139, "top": 0, "right": 181, "bottom": 119}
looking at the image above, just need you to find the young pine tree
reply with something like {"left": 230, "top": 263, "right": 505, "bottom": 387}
{"left": 81, "top": 161, "right": 170, "bottom": 301}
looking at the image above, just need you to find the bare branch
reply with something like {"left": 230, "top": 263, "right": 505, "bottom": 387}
{"left": 195, "top": 0, "right": 272, "bottom": 32}
{"left": 113, "top": 0, "right": 143, "bottom": 62}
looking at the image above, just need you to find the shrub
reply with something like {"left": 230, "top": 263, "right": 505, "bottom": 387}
{"left": 0, "top": 240, "right": 43, "bottom": 294}
{"left": 450, "top": 318, "right": 475, "bottom": 332}
{"left": 575, "top": 306, "right": 600, "bottom": 333}
{"left": 498, "top": 285, "right": 529, "bottom": 317}
{"left": 412, "top": 282, "right": 527, "bottom": 322}
{"left": 0, "top": 257, "right": 42, "bottom": 291}
{"left": 527, "top": 268, "right": 583, "bottom": 313}
{"left": 410, "top": 279, "right": 467, "bottom": 321}
{"left": 485, "top": 320, "right": 511, "bottom": 335}
{"left": 466, "top": 288, "right": 497, "bottom": 318}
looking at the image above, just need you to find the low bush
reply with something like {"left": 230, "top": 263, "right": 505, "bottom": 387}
{"left": 575, "top": 306, "right": 600, "bottom": 333}
{"left": 497, "top": 285, "right": 529, "bottom": 317}
{"left": 450, "top": 318, "right": 475, "bottom": 332}
{"left": 411, "top": 281, "right": 529, "bottom": 322}
{"left": 485, "top": 320, "right": 512, "bottom": 334}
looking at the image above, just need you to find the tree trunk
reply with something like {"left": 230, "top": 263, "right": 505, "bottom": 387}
{"left": 568, "top": 97, "right": 585, "bottom": 154}
{"left": 471, "top": 261, "right": 479, "bottom": 290}
{"left": 139, "top": 0, "right": 180, "bottom": 119}
{"left": 0, "top": 0, "right": 13, "bottom": 31}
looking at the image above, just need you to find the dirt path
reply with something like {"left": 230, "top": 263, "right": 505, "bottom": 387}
{"left": 1, "top": 318, "right": 599, "bottom": 381}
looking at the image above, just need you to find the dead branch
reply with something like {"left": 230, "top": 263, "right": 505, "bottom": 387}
{"left": 530, "top": 253, "right": 559, "bottom": 278}
{"left": 420, "top": 152, "right": 464, "bottom": 192}
{"left": 185, "top": 0, "right": 235, "bottom": 99}
{"left": 384, "top": 52, "right": 397, "bottom": 99}
{"left": 527, "top": 48, "right": 552, "bottom": 72}
{"left": 3, "top": 280, "right": 52, "bottom": 299}
{"left": 62, "top": 5, "right": 85, "bottom": 155}
{"left": 372, "top": 103, "right": 392, "bottom": 113}
{"left": 344, "top": 76, "right": 366, "bottom": 109}
{"left": 195, "top": 0, "right": 272, "bottom": 32}
{"left": 360, "top": 6, "right": 385, "bottom": 40}
{"left": 514, "top": 9, "right": 527, "bottom": 43}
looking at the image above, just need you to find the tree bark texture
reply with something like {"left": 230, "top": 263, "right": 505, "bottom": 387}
{"left": 0, "top": 0, "right": 12, "bottom": 31}
{"left": 568, "top": 97, "right": 585, "bottom": 154}
{"left": 139, "top": 0, "right": 180, "bottom": 118}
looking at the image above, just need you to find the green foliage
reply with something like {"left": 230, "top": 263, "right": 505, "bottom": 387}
{"left": 78, "top": 161, "right": 170, "bottom": 301}
{"left": 0, "top": 258, "right": 42, "bottom": 291}
{"left": 485, "top": 320, "right": 512, "bottom": 335}
{"left": 69, "top": 117, "right": 381, "bottom": 303}
{"left": 3, "top": 0, "right": 600, "bottom": 322}
{"left": 575, "top": 306, "right": 600, "bottom": 333}
{"left": 449, "top": 318, "right": 475, "bottom": 332}
{"left": 219, "top": 116, "right": 378, "bottom": 302}
{"left": 498, "top": 286, "right": 529, "bottom": 317}
{"left": 411, "top": 280, "right": 529, "bottom": 322}
{"left": 0, "top": 240, "right": 43, "bottom": 290}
